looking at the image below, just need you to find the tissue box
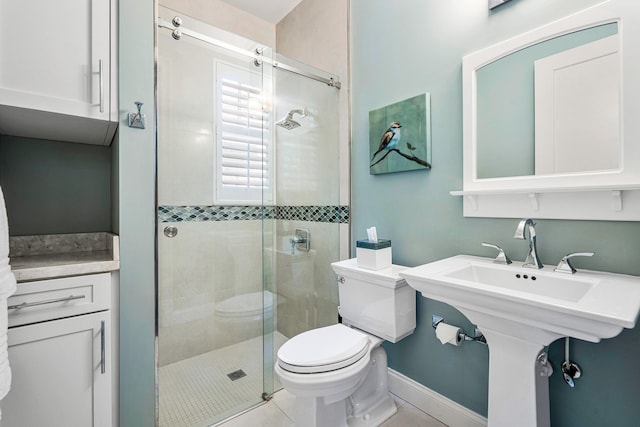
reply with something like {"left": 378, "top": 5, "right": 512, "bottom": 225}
{"left": 356, "top": 239, "right": 391, "bottom": 270}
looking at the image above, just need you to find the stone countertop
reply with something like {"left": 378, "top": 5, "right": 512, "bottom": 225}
{"left": 9, "top": 232, "right": 119, "bottom": 282}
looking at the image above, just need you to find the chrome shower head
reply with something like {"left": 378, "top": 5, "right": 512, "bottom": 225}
{"left": 276, "top": 117, "right": 301, "bottom": 130}
{"left": 276, "top": 108, "right": 307, "bottom": 130}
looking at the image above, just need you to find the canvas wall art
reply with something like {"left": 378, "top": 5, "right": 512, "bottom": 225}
{"left": 369, "top": 93, "right": 432, "bottom": 175}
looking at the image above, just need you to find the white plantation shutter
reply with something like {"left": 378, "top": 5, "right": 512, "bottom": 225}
{"left": 215, "top": 61, "right": 271, "bottom": 204}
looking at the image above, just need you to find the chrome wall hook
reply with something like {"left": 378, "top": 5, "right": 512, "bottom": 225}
{"left": 128, "top": 101, "right": 146, "bottom": 129}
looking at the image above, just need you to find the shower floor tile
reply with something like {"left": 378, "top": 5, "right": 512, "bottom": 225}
{"left": 159, "top": 332, "right": 288, "bottom": 427}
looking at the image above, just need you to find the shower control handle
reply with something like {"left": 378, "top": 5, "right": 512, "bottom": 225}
{"left": 290, "top": 228, "right": 310, "bottom": 254}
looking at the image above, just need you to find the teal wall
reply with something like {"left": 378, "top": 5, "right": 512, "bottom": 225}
{"left": 0, "top": 135, "right": 111, "bottom": 235}
{"left": 117, "top": 0, "right": 156, "bottom": 426}
{"left": 351, "top": 1, "right": 640, "bottom": 426}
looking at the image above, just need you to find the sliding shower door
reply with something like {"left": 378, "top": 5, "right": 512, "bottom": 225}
{"left": 156, "top": 7, "right": 275, "bottom": 426}
{"left": 261, "top": 60, "right": 344, "bottom": 398}
{"left": 155, "top": 6, "right": 344, "bottom": 427}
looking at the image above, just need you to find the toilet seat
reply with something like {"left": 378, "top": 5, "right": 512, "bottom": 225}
{"left": 277, "top": 324, "right": 370, "bottom": 374}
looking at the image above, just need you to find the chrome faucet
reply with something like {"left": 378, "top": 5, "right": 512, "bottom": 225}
{"left": 514, "top": 218, "right": 543, "bottom": 269}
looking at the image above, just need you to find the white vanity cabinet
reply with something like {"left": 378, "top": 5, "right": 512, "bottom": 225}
{"left": 0, "top": 0, "right": 118, "bottom": 145}
{"left": 0, "top": 273, "right": 113, "bottom": 427}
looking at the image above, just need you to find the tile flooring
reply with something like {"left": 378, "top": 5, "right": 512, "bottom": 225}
{"left": 159, "top": 333, "right": 288, "bottom": 427}
{"left": 218, "top": 388, "right": 448, "bottom": 427}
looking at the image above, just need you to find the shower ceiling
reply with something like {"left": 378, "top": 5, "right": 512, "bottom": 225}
{"left": 219, "top": 0, "right": 303, "bottom": 24}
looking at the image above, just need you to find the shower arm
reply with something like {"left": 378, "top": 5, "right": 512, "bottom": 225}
{"left": 287, "top": 108, "right": 307, "bottom": 120}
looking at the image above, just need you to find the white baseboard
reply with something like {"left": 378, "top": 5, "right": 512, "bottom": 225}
{"left": 388, "top": 369, "right": 487, "bottom": 427}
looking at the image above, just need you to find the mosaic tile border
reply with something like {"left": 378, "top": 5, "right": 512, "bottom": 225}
{"left": 277, "top": 205, "right": 349, "bottom": 223}
{"left": 158, "top": 206, "right": 274, "bottom": 222}
{"left": 158, "top": 205, "right": 350, "bottom": 224}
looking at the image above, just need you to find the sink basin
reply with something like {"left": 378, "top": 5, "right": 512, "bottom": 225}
{"left": 445, "top": 261, "right": 594, "bottom": 303}
{"left": 400, "top": 254, "right": 640, "bottom": 343}
{"left": 399, "top": 255, "right": 640, "bottom": 427}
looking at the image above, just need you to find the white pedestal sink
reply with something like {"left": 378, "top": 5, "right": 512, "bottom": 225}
{"left": 400, "top": 255, "right": 640, "bottom": 427}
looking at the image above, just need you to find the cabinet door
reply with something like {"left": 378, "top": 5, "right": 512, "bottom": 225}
{"left": 0, "top": 0, "right": 111, "bottom": 121}
{"left": 0, "top": 311, "right": 112, "bottom": 427}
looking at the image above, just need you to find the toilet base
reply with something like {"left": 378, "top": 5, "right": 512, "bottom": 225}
{"left": 294, "top": 391, "right": 396, "bottom": 427}
{"left": 284, "top": 346, "right": 397, "bottom": 427}
{"left": 346, "top": 346, "right": 397, "bottom": 426}
{"left": 347, "top": 392, "right": 397, "bottom": 427}
{"left": 295, "top": 396, "right": 349, "bottom": 427}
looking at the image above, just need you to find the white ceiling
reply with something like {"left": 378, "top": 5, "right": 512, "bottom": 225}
{"left": 219, "top": 0, "right": 303, "bottom": 24}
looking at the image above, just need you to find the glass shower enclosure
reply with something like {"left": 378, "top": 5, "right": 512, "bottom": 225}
{"left": 155, "top": 6, "right": 343, "bottom": 427}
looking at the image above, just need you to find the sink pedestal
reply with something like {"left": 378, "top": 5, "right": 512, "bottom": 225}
{"left": 459, "top": 307, "right": 563, "bottom": 427}
{"left": 400, "top": 255, "right": 640, "bottom": 427}
{"left": 482, "top": 327, "right": 553, "bottom": 427}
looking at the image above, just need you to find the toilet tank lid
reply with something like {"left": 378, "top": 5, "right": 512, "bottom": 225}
{"left": 277, "top": 324, "right": 369, "bottom": 369}
{"left": 331, "top": 258, "right": 409, "bottom": 289}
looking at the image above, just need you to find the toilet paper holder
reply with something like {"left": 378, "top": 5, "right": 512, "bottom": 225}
{"left": 432, "top": 315, "right": 487, "bottom": 345}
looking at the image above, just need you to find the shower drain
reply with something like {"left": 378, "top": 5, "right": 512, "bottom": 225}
{"left": 227, "top": 369, "right": 247, "bottom": 381}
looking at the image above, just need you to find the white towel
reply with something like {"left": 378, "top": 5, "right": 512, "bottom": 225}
{"left": 0, "top": 184, "right": 16, "bottom": 298}
{"left": 0, "top": 185, "right": 16, "bottom": 417}
{"left": 0, "top": 186, "right": 11, "bottom": 261}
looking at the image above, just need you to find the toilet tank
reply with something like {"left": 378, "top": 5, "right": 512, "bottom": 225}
{"left": 331, "top": 258, "right": 416, "bottom": 343}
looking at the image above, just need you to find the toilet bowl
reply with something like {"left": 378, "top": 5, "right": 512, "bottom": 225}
{"left": 215, "top": 291, "right": 276, "bottom": 344}
{"left": 275, "top": 259, "right": 416, "bottom": 427}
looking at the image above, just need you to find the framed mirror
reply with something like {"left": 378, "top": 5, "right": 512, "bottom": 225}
{"left": 458, "top": 0, "right": 640, "bottom": 220}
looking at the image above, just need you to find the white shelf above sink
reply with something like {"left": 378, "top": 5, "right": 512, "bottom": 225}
{"left": 450, "top": 187, "right": 640, "bottom": 221}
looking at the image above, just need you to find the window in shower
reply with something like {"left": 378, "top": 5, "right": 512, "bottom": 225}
{"left": 215, "top": 61, "right": 272, "bottom": 205}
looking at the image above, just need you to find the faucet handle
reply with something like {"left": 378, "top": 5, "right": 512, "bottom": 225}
{"left": 482, "top": 242, "right": 512, "bottom": 265}
{"left": 554, "top": 252, "right": 594, "bottom": 274}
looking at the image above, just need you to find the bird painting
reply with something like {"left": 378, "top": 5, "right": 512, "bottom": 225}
{"left": 368, "top": 93, "right": 432, "bottom": 174}
{"left": 370, "top": 121, "right": 402, "bottom": 164}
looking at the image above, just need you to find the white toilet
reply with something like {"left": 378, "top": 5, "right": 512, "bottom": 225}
{"left": 275, "top": 258, "right": 416, "bottom": 427}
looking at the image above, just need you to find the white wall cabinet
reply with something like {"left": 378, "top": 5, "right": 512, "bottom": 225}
{"left": 0, "top": 0, "right": 118, "bottom": 145}
{"left": 0, "top": 273, "right": 113, "bottom": 427}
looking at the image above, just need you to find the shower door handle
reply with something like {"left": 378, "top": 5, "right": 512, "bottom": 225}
{"left": 164, "top": 226, "right": 178, "bottom": 238}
